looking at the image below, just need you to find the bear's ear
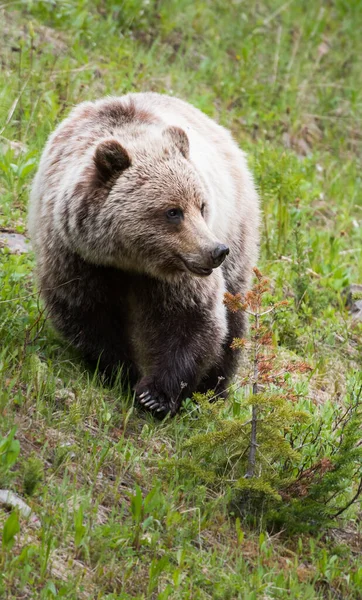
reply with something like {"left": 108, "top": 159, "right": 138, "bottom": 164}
{"left": 94, "top": 139, "right": 131, "bottom": 181}
{"left": 163, "top": 126, "right": 189, "bottom": 159}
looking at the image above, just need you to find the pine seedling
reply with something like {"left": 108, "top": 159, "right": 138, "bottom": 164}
{"left": 223, "top": 268, "right": 310, "bottom": 499}
{"left": 173, "top": 269, "right": 309, "bottom": 509}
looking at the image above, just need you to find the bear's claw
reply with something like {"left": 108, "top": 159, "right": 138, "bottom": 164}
{"left": 143, "top": 398, "right": 158, "bottom": 408}
{"left": 136, "top": 389, "right": 161, "bottom": 411}
{"left": 148, "top": 401, "right": 160, "bottom": 410}
{"left": 136, "top": 390, "right": 170, "bottom": 416}
{"left": 136, "top": 380, "right": 177, "bottom": 417}
{"left": 139, "top": 391, "right": 152, "bottom": 403}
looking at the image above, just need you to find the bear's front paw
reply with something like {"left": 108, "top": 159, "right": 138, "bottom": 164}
{"left": 135, "top": 379, "right": 178, "bottom": 417}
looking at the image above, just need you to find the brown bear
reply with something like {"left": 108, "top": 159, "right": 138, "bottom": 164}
{"left": 28, "top": 93, "right": 260, "bottom": 415}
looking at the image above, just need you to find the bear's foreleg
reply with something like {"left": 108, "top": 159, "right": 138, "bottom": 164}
{"left": 134, "top": 303, "right": 226, "bottom": 416}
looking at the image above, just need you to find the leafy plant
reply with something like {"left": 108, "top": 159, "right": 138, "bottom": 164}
{"left": 0, "top": 427, "right": 20, "bottom": 487}
{"left": 2, "top": 510, "right": 20, "bottom": 551}
{"left": 171, "top": 270, "right": 362, "bottom": 531}
{"left": 22, "top": 455, "right": 44, "bottom": 496}
{"left": 274, "top": 375, "right": 362, "bottom": 531}
{"left": 74, "top": 504, "right": 87, "bottom": 551}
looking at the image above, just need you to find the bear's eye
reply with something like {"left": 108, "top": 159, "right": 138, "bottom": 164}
{"left": 166, "top": 208, "right": 184, "bottom": 223}
{"left": 201, "top": 203, "right": 206, "bottom": 217}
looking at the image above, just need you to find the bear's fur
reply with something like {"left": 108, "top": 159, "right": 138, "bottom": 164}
{"left": 29, "top": 93, "right": 260, "bottom": 415}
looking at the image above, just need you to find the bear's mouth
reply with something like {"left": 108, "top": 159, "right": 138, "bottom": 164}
{"left": 180, "top": 258, "right": 213, "bottom": 277}
{"left": 186, "top": 264, "right": 213, "bottom": 277}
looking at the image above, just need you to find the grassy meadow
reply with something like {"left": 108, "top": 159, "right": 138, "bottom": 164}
{"left": 0, "top": 1, "right": 362, "bottom": 598}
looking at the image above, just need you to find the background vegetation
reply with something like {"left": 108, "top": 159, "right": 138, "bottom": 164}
{"left": 0, "top": 1, "right": 361, "bottom": 598}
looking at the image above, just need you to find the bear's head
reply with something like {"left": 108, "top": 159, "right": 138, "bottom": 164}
{"left": 91, "top": 126, "right": 229, "bottom": 280}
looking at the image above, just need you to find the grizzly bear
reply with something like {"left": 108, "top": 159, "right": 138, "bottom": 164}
{"left": 28, "top": 93, "right": 260, "bottom": 415}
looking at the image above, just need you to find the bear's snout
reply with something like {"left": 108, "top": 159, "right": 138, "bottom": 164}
{"left": 181, "top": 242, "right": 229, "bottom": 277}
{"left": 211, "top": 244, "right": 229, "bottom": 268}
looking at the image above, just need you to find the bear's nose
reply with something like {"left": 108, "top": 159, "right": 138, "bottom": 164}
{"left": 211, "top": 244, "right": 230, "bottom": 267}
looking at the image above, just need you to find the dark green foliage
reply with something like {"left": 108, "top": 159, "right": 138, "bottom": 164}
{"left": 0, "top": 428, "right": 20, "bottom": 488}
{"left": 274, "top": 375, "right": 362, "bottom": 531}
{"left": 2, "top": 511, "right": 20, "bottom": 551}
{"left": 177, "top": 392, "right": 307, "bottom": 498}
{"left": 169, "top": 276, "right": 362, "bottom": 532}
{"left": 22, "top": 455, "right": 44, "bottom": 497}
{"left": 172, "top": 374, "right": 362, "bottom": 533}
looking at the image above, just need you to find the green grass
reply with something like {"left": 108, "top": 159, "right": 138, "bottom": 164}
{"left": 1, "top": 1, "right": 362, "bottom": 598}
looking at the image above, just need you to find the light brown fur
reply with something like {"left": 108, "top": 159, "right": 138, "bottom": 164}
{"left": 29, "top": 93, "right": 260, "bottom": 415}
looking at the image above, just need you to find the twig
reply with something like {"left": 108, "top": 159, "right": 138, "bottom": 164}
{"left": 280, "top": 255, "right": 320, "bottom": 278}
{"left": 339, "top": 248, "right": 362, "bottom": 255}
{"left": 51, "top": 64, "right": 97, "bottom": 75}
{"left": 0, "top": 226, "right": 17, "bottom": 233}
{"left": 263, "top": 0, "right": 294, "bottom": 26}
{"left": 243, "top": 306, "right": 277, "bottom": 317}
{"left": 331, "top": 477, "right": 362, "bottom": 518}
{"left": 245, "top": 311, "right": 260, "bottom": 478}
{"left": 271, "top": 25, "right": 282, "bottom": 87}
{"left": 21, "top": 304, "right": 48, "bottom": 364}
{"left": 0, "top": 277, "right": 81, "bottom": 304}
{"left": 0, "top": 1, "right": 23, "bottom": 8}
{"left": 303, "top": 112, "right": 349, "bottom": 121}
{"left": 0, "top": 76, "right": 30, "bottom": 137}
{"left": 285, "top": 27, "right": 301, "bottom": 88}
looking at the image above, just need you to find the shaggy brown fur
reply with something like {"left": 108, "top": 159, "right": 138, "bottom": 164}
{"left": 29, "top": 93, "right": 260, "bottom": 415}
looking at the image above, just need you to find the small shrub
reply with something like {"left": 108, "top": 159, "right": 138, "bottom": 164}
{"left": 170, "top": 270, "right": 362, "bottom": 532}
{"left": 0, "top": 427, "right": 20, "bottom": 488}
{"left": 22, "top": 454, "right": 44, "bottom": 496}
